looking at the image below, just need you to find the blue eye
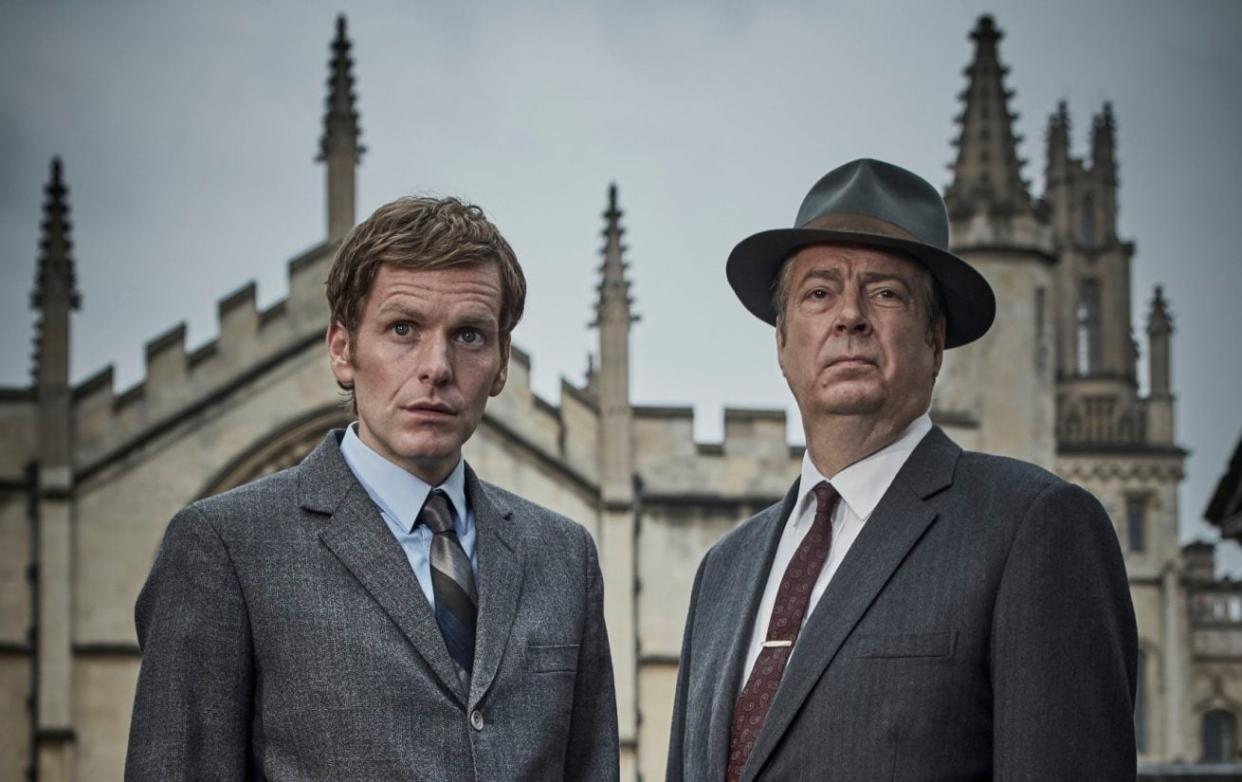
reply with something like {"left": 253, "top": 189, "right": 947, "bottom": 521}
{"left": 459, "top": 328, "right": 481, "bottom": 344}
{"left": 392, "top": 322, "right": 412, "bottom": 336}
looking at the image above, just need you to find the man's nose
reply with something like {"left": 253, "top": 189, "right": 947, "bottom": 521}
{"left": 417, "top": 333, "right": 453, "bottom": 385}
{"left": 833, "top": 288, "right": 872, "bottom": 336}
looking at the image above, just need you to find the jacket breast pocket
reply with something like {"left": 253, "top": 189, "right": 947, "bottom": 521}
{"left": 527, "top": 642, "right": 579, "bottom": 673}
{"left": 846, "top": 631, "right": 955, "bottom": 659}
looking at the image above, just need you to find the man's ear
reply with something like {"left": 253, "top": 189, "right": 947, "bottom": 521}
{"left": 930, "top": 318, "right": 946, "bottom": 378}
{"left": 326, "top": 321, "right": 356, "bottom": 386}
{"left": 490, "top": 334, "right": 511, "bottom": 397}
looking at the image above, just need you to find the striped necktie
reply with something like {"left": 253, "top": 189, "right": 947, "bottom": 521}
{"left": 726, "top": 480, "right": 839, "bottom": 782}
{"left": 418, "top": 490, "right": 477, "bottom": 687}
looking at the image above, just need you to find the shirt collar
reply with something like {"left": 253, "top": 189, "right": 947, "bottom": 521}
{"left": 339, "top": 423, "right": 469, "bottom": 533}
{"left": 794, "top": 413, "right": 933, "bottom": 527}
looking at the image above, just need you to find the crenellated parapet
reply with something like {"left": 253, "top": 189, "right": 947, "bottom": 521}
{"left": 634, "top": 405, "right": 801, "bottom": 499}
{"left": 477, "top": 346, "right": 599, "bottom": 489}
{"left": 72, "top": 242, "right": 335, "bottom": 472}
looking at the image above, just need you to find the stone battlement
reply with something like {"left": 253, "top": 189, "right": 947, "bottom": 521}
{"left": 72, "top": 241, "right": 335, "bottom": 472}
{"left": 632, "top": 404, "right": 801, "bottom": 498}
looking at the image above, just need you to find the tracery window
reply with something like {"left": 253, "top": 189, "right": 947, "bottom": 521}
{"left": 1076, "top": 278, "right": 1102, "bottom": 375}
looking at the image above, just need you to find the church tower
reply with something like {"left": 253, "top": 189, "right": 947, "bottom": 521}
{"left": 1047, "top": 102, "right": 1143, "bottom": 440}
{"left": 30, "top": 158, "right": 81, "bottom": 781}
{"left": 933, "top": 15, "right": 1056, "bottom": 467}
{"left": 1039, "top": 61, "right": 1189, "bottom": 772}
{"left": 318, "top": 15, "right": 364, "bottom": 242}
{"left": 590, "top": 183, "right": 640, "bottom": 772}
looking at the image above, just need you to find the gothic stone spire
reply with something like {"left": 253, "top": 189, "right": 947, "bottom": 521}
{"left": 1045, "top": 100, "right": 1071, "bottom": 187}
{"left": 1147, "top": 285, "right": 1172, "bottom": 338}
{"left": 591, "top": 182, "right": 636, "bottom": 503}
{"left": 591, "top": 182, "right": 638, "bottom": 328}
{"left": 1146, "top": 285, "right": 1175, "bottom": 438}
{"left": 945, "top": 15, "right": 1032, "bottom": 219}
{"left": 31, "top": 158, "right": 80, "bottom": 313}
{"left": 1091, "top": 101, "right": 1117, "bottom": 184}
{"left": 31, "top": 157, "right": 81, "bottom": 384}
{"left": 318, "top": 14, "right": 363, "bottom": 164}
{"left": 319, "top": 14, "right": 364, "bottom": 241}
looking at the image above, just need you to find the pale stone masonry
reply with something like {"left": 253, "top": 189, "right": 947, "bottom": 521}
{"left": 2, "top": 13, "right": 1241, "bottom": 781}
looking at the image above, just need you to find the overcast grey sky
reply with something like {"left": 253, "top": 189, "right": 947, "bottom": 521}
{"left": 3, "top": 0, "right": 1240, "bottom": 566}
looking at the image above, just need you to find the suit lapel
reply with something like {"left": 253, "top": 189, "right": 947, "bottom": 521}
{"left": 741, "top": 428, "right": 960, "bottom": 782}
{"left": 704, "top": 481, "right": 800, "bottom": 780}
{"left": 301, "top": 432, "right": 468, "bottom": 706}
{"left": 464, "top": 465, "right": 525, "bottom": 709}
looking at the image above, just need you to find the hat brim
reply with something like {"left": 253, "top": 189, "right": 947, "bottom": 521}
{"left": 726, "top": 228, "right": 995, "bottom": 349}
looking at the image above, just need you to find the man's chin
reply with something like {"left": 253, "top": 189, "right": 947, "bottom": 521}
{"left": 813, "top": 392, "right": 886, "bottom": 417}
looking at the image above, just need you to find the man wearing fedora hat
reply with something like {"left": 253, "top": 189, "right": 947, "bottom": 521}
{"left": 666, "top": 159, "right": 1137, "bottom": 780}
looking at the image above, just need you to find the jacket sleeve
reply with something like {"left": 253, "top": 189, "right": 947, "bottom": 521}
{"left": 666, "top": 551, "right": 708, "bottom": 782}
{"left": 125, "top": 505, "right": 254, "bottom": 781}
{"left": 563, "top": 525, "right": 621, "bottom": 781}
{"left": 991, "top": 480, "right": 1138, "bottom": 780}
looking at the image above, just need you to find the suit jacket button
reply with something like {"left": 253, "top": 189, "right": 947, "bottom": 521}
{"left": 470, "top": 709, "right": 485, "bottom": 731}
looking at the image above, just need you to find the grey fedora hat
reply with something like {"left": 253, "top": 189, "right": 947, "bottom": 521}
{"left": 726, "top": 158, "right": 995, "bottom": 348}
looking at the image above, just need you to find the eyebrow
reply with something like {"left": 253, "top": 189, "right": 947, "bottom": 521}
{"left": 858, "top": 271, "right": 913, "bottom": 289}
{"left": 374, "top": 300, "right": 498, "bottom": 329}
{"left": 797, "top": 268, "right": 844, "bottom": 286}
{"left": 374, "top": 300, "right": 423, "bottom": 320}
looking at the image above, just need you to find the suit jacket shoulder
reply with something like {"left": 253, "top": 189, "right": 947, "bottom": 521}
{"left": 934, "top": 443, "right": 1113, "bottom": 550}
{"left": 187, "top": 463, "right": 302, "bottom": 531}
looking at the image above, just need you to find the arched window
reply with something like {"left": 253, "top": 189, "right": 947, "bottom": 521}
{"left": 197, "top": 405, "right": 352, "bottom": 499}
{"left": 1203, "top": 709, "right": 1238, "bottom": 764}
{"left": 1076, "top": 279, "right": 1102, "bottom": 375}
{"left": 1135, "top": 649, "right": 1147, "bottom": 754}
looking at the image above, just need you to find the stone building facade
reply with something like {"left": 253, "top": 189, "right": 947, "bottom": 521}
{"left": 2, "top": 14, "right": 1240, "bottom": 782}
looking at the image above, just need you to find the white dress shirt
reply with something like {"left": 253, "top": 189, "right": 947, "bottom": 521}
{"left": 338, "top": 423, "right": 479, "bottom": 610}
{"left": 738, "top": 413, "right": 933, "bottom": 689}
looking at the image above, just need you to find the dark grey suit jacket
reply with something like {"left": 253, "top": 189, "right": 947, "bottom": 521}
{"left": 667, "top": 427, "right": 1137, "bottom": 781}
{"left": 126, "top": 431, "right": 619, "bottom": 781}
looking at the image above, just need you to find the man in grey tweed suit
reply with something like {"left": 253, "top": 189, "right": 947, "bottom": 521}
{"left": 126, "top": 197, "right": 619, "bottom": 781}
{"left": 667, "top": 159, "right": 1137, "bottom": 781}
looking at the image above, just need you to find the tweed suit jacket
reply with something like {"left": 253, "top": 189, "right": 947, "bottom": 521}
{"left": 126, "top": 431, "right": 619, "bottom": 781}
{"left": 667, "top": 426, "right": 1137, "bottom": 781}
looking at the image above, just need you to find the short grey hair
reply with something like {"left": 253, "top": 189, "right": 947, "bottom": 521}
{"left": 771, "top": 248, "right": 946, "bottom": 343}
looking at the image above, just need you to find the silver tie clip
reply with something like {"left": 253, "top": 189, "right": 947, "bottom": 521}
{"left": 762, "top": 640, "right": 793, "bottom": 649}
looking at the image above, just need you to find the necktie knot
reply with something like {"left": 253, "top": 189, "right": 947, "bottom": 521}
{"left": 418, "top": 490, "right": 455, "bottom": 534}
{"left": 812, "top": 480, "right": 838, "bottom": 519}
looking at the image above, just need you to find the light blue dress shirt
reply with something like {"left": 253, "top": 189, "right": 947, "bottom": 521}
{"left": 339, "top": 423, "right": 479, "bottom": 610}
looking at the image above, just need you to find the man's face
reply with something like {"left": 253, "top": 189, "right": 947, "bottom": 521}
{"left": 327, "top": 262, "right": 509, "bottom": 484}
{"left": 776, "top": 243, "right": 944, "bottom": 429}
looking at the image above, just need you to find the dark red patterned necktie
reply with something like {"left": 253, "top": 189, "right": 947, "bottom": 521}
{"left": 726, "top": 481, "right": 838, "bottom": 782}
